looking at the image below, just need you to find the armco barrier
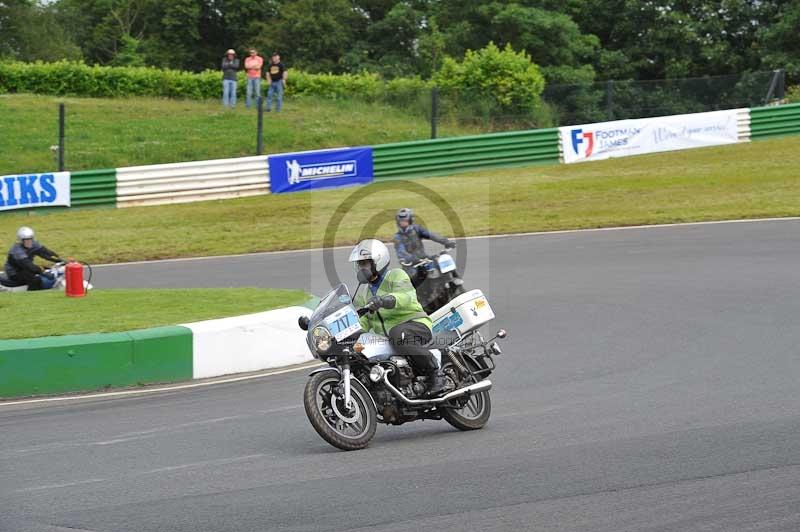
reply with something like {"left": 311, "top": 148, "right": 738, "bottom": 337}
{"left": 184, "top": 306, "right": 313, "bottom": 379}
{"left": 115, "top": 155, "right": 270, "bottom": 208}
{"left": 71, "top": 168, "right": 117, "bottom": 208}
{"left": 750, "top": 103, "right": 800, "bottom": 140}
{"left": 0, "top": 306, "right": 313, "bottom": 399}
{"left": 0, "top": 326, "right": 192, "bottom": 398}
{"left": 372, "top": 128, "right": 560, "bottom": 179}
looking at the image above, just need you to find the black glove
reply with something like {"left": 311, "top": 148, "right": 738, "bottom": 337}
{"left": 366, "top": 295, "right": 396, "bottom": 312}
{"left": 444, "top": 240, "right": 456, "bottom": 249}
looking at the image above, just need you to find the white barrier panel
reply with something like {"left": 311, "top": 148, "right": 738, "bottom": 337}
{"left": 0, "top": 172, "right": 70, "bottom": 211}
{"left": 184, "top": 306, "right": 314, "bottom": 379}
{"left": 559, "top": 109, "right": 747, "bottom": 164}
{"left": 116, "top": 155, "right": 269, "bottom": 207}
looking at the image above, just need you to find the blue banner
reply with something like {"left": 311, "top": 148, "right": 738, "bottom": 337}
{"left": 268, "top": 147, "right": 373, "bottom": 194}
{"left": 0, "top": 172, "right": 71, "bottom": 212}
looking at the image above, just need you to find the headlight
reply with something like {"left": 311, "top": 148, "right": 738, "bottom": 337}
{"left": 369, "top": 365, "right": 386, "bottom": 383}
{"left": 312, "top": 326, "right": 333, "bottom": 353}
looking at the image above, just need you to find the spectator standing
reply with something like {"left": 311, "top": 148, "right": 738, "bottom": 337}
{"left": 221, "top": 49, "right": 239, "bottom": 109}
{"left": 244, "top": 48, "right": 264, "bottom": 109}
{"left": 265, "top": 52, "right": 287, "bottom": 112}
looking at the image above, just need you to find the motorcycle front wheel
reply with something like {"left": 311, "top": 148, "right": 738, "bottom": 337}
{"left": 303, "top": 371, "right": 377, "bottom": 451}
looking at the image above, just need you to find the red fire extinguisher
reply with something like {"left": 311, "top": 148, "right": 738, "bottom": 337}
{"left": 65, "top": 259, "right": 86, "bottom": 298}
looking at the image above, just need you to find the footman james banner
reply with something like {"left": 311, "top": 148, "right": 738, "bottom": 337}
{"left": 269, "top": 147, "right": 374, "bottom": 193}
{"left": 560, "top": 109, "right": 743, "bottom": 164}
{"left": 0, "top": 172, "right": 71, "bottom": 211}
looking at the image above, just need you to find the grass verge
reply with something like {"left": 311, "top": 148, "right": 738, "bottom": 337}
{"left": 0, "top": 288, "right": 309, "bottom": 339}
{"left": 0, "top": 135, "right": 798, "bottom": 265}
{"left": 0, "top": 94, "right": 475, "bottom": 175}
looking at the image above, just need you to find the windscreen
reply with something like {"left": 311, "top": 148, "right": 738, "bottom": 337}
{"left": 309, "top": 284, "right": 352, "bottom": 327}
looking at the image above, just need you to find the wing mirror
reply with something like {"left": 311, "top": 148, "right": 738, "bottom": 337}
{"left": 298, "top": 315, "right": 310, "bottom": 331}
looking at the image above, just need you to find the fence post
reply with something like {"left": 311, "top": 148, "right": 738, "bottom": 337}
{"left": 776, "top": 68, "right": 786, "bottom": 100}
{"left": 764, "top": 69, "right": 785, "bottom": 105}
{"left": 431, "top": 86, "right": 439, "bottom": 139}
{"left": 606, "top": 80, "right": 614, "bottom": 121}
{"left": 256, "top": 96, "right": 264, "bottom": 155}
{"left": 58, "top": 103, "right": 65, "bottom": 171}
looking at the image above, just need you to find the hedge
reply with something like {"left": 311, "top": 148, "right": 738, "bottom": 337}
{"left": 0, "top": 61, "right": 431, "bottom": 103}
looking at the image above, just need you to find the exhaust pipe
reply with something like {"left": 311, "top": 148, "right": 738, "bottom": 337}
{"left": 382, "top": 374, "right": 492, "bottom": 406}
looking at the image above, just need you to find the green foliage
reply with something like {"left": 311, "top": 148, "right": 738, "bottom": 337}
{"left": 256, "top": 0, "right": 362, "bottom": 74}
{"left": 0, "top": 0, "right": 82, "bottom": 62}
{"left": 109, "top": 35, "right": 146, "bottom": 67}
{"left": 787, "top": 86, "right": 800, "bottom": 104}
{"left": 0, "top": 61, "right": 221, "bottom": 99}
{"left": 434, "top": 43, "right": 545, "bottom": 115}
{"left": 758, "top": 2, "right": 800, "bottom": 84}
{"left": 0, "top": 60, "right": 433, "bottom": 106}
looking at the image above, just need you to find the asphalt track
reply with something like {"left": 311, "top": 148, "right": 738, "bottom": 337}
{"left": 3, "top": 219, "right": 800, "bottom": 531}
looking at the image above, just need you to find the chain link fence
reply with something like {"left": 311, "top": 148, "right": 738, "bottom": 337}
{"left": 541, "top": 70, "right": 784, "bottom": 127}
{"left": 0, "top": 69, "right": 787, "bottom": 175}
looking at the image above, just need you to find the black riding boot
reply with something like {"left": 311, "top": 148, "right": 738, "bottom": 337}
{"left": 426, "top": 369, "right": 447, "bottom": 397}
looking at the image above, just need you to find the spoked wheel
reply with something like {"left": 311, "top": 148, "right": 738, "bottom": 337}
{"left": 303, "top": 371, "right": 377, "bottom": 451}
{"left": 440, "top": 359, "right": 492, "bottom": 431}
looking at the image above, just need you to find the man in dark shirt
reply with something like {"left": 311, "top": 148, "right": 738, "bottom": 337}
{"left": 3, "top": 227, "right": 61, "bottom": 290}
{"left": 265, "top": 52, "right": 287, "bottom": 112}
{"left": 221, "top": 49, "right": 239, "bottom": 108}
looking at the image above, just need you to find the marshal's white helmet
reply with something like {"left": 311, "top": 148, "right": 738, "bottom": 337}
{"left": 17, "top": 226, "right": 34, "bottom": 241}
{"left": 349, "top": 239, "right": 390, "bottom": 283}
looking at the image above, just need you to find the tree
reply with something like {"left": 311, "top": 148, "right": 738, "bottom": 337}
{"left": 481, "top": 2, "right": 599, "bottom": 84}
{"left": 254, "top": 0, "right": 361, "bottom": 73}
{"left": 758, "top": 1, "right": 800, "bottom": 84}
{"left": 0, "top": 0, "right": 81, "bottom": 61}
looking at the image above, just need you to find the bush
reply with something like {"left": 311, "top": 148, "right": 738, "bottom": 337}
{"left": 0, "top": 61, "right": 424, "bottom": 104}
{"left": 787, "top": 85, "right": 800, "bottom": 103}
{"left": 0, "top": 58, "right": 548, "bottom": 130}
{"left": 433, "top": 42, "right": 545, "bottom": 116}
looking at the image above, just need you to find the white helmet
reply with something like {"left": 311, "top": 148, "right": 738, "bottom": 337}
{"left": 17, "top": 226, "right": 34, "bottom": 241}
{"left": 349, "top": 239, "right": 390, "bottom": 283}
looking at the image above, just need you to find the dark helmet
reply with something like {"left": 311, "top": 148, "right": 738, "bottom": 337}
{"left": 396, "top": 208, "right": 414, "bottom": 227}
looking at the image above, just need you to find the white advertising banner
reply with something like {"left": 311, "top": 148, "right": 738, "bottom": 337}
{"left": 0, "top": 172, "right": 71, "bottom": 211}
{"left": 559, "top": 109, "right": 743, "bottom": 164}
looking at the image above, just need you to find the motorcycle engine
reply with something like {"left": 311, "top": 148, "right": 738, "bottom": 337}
{"left": 390, "top": 356, "right": 414, "bottom": 386}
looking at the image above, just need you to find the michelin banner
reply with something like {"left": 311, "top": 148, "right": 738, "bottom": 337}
{"left": 268, "top": 147, "right": 373, "bottom": 193}
{"left": 560, "top": 109, "right": 743, "bottom": 164}
{"left": 0, "top": 172, "right": 71, "bottom": 211}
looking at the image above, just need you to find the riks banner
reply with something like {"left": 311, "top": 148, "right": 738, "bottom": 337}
{"left": 0, "top": 172, "right": 71, "bottom": 211}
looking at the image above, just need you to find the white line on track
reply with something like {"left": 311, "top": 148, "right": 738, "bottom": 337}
{"left": 92, "top": 216, "right": 800, "bottom": 268}
{"left": 16, "top": 478, "right": 107, "bottom": 493}
{"left": 0, "top": 361, "right": 322, "bottom": 408}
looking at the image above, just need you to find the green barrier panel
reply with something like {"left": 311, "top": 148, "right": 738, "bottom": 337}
{"left": 0, "top": 326, "right": 192, "bottom": 398}
{"left": 750, "top": 103, "right": 800, "bottom": 140}
{"left": 373, "top": 128, "right": 560, "bottom": 179}
{"left": 71, "top": 168, "right": 116, "bottom": 207}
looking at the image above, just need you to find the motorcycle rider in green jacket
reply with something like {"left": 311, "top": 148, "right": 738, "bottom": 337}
{"left": 350, "top": 238, "right": 447, "bottom": 397}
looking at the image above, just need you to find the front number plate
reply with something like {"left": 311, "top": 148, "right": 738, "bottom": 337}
{"left": 323, "top": 306, "right": 362, "bottom": 341}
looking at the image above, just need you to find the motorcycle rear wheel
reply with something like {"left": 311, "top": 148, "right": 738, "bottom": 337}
{"left": 303, "top": 371, "right": 377, "bottom": 451}
{"left": 441, "top": 358, "right": 491, "bottom": 431}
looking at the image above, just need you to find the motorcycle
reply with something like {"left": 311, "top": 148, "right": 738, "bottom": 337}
{"left": 402, "top": 248, "right": 465, "bottom": 315}
{"left": 0, "top": 262, "right": 93, "bottom": 293}
{"left": 299, "top": 282, "right": 505, "bottom": 451}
